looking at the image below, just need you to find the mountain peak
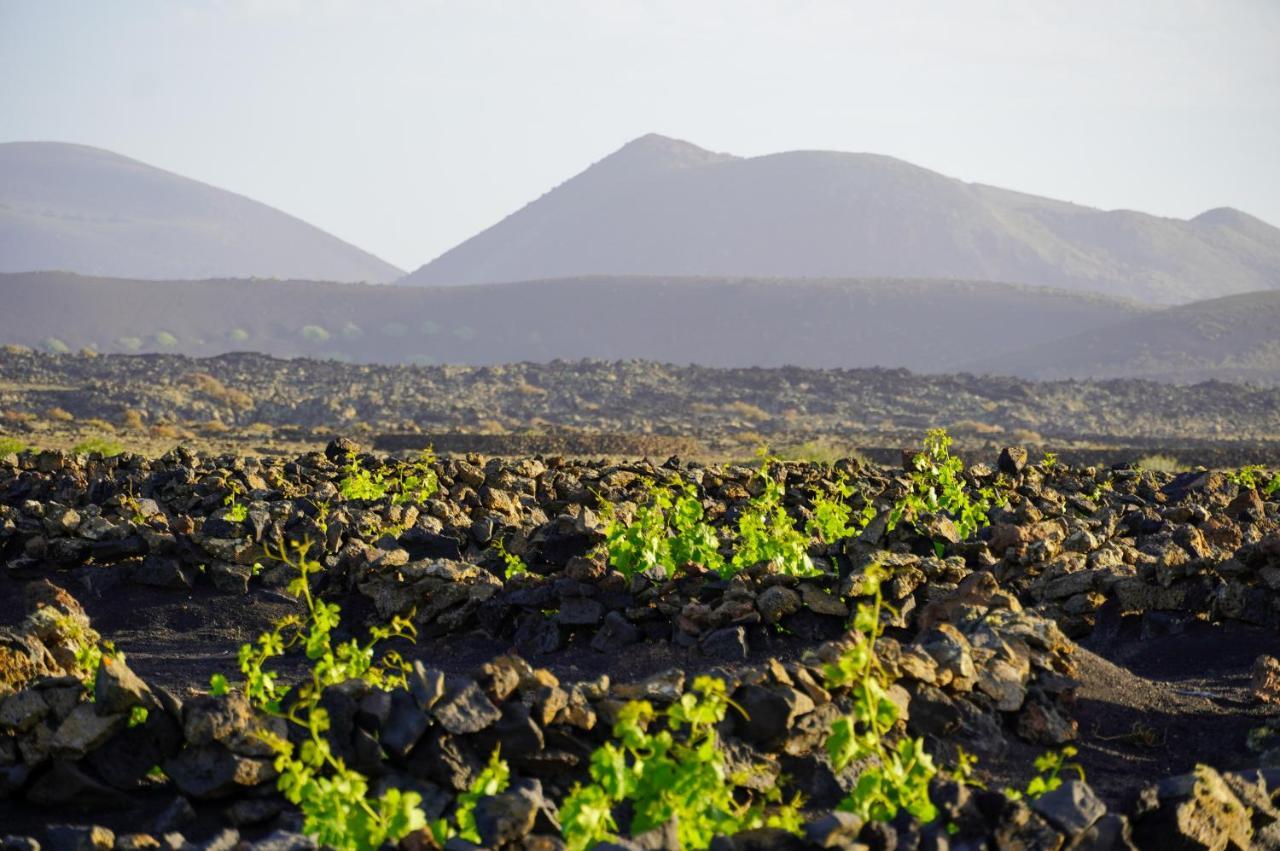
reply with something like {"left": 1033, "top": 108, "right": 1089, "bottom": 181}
{"left": 591, "top": 133, "right": 738, "bottom": 176}
{"left": 400, "top": 137, "right": 1280, "bottom": 302}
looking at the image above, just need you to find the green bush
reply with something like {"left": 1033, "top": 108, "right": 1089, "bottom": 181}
{"left": 116, "top": 336, "right": 144, "bottom": 351}
{"left": 889, "top": 428, "right": 1000, "bottom": 544}
{"left": 0, "top": 437, "right": 27, "bottom": 456}
{"left": 41, "top": 337, "right": 71, "bottom": 354}
{"left": 153, "top": 331, "right": 178, "bottom": 348}
{"left": 559, "top": 676, "right": 802, "bottom": 850}
{"left": 731, "top": 460, "right": 817, "bottom": 576}
{"left": 300, "top": 325, "right": 331, "bottom": 343}
{"left": 598, "top": 480, "right": 725, "bottom": 579}
{"left": 73, "top": 437, "right": 124, "bottom": 457}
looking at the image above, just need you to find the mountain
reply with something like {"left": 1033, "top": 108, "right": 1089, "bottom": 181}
{"left": 0, "top": 142, "right": 402, "bottom": 283}
{"left": 400, "top": 134, "right": 1280, "bottom": 304}
{"left": 963, "top": 290, "right": 1280, "bottom": 385}
{"left": 0, "top": 272, "right": 1151, "bottom": 374}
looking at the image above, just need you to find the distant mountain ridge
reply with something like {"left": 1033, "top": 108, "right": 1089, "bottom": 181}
{"left": 0, "top": 141, "right": 402, "bottom": 283}
{"left": 0, "top": 271, "right": 1151, "bottom": 374}
{"left": 962, "top": 290, "right": 1280, "bottom": 384}
{"left": 401, "top": 134, "right": 1280, "bottom": 304}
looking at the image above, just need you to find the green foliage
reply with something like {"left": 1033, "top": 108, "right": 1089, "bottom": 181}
{"left": 1041, "top": 452, "right": 1059, "bottom": 470}
{"left": 1004, "top": 746, "right": 1084, "bottom": 801}
{"left": 806, "top": 474, "right": 875, "bottom": 544}
{"left": 116, "top": 336, "right": 144, "bottom": 352}
{"left": 153, "top": 331, "right": 179, "bottom": 348}
{"left": 732, "top": 460, "right": 817, "bottom": 576}
{"left": 224, "top": 540, "right": 425, "bottom": 850}
{"left": 128, "top": 705, "right": 150, "bottom": 728}
{"left": 42, "top": 337, "right": 71, "bottom": 354}
{"left": 491, "top": 537, "right": 529, "bottom": 580}
{"left": 430, "top": 748, "right": 511, "bottom": 844}
{"left": 224, "top": 480, "right": 249, "bottom": 522}
{"left": 559, "top": 676, "right": 802, "bottom": 851}
{"left": 889, "top": 429, "right": 999, "bottom": 542}
{"left": 338, "top": 450, "right": 438, "bottom": 507}
{"left": 598, "top": 479, "right": 725, "bottom": 579}
{"left": 1229, "top": 464, "right": 1278, "bottom": 495}
{"left": 300, "top": 324, "right": 332, "bottom": 343}
{"left": 73, "top": 437, "right": 124, "bottom": 458}
{"left": 0, "top": 437, "right": 27, "bottom": 456}
{"left": 824, "top": 563, "right": 938, "bottom": 823}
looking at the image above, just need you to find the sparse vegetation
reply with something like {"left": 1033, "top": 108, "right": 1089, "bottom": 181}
{"left": 824, "top": 563, "right": 938, "bottom": 823}
{"left": 1136, "top": 454, "right": 1187, "bottom": 474}
{"left": 0, "top": 437, "right": 27, "bottom": 455}
{"left": 220, "top": 541, "right": 425, "bottom": 850}
{"left": 559, "top": 675, "right": 802, "bottom": 850}
{"left": 73, "top": 437, "right": 124, "bottom": 457}
{"left": 889, "top": 428, "right": 1001, "bottom": 547}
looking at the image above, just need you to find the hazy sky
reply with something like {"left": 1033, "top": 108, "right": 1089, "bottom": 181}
{"left": 2, "top": 0, "right": 1277, "bottom": 271}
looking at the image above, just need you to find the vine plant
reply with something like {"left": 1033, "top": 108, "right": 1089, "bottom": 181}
{"left": 558, "top": 676, "right": 802, "bottom": 850}
{"left": 211, "top": 540, "right": 426, "bottom": 850}
{"left": 889, "top": 428, "right": 1002, "bottom": 548}
{"left": 823, "top": 562, "right": 938, "bottom": 823}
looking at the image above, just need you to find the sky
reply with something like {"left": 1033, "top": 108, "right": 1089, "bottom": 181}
{"left": 1, "top": 0, "right": 1277, "bottom": 272}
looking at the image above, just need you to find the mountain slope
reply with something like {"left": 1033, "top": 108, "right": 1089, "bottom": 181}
{"left": 962, "top": 290, "right": 1280, "bottom": 385}
{"left": 401, "top": 134, "right": 1280, "bottom": 304}
{"left": 0, "top": 272, "right": 1151, "bottom": 374}
{"left": 0, "top": 142, "right": 402, "bottom": 283}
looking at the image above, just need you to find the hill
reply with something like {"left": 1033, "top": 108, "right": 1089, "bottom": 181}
{"left": 400, "top": 134, "right": 1280, "bottom": 304}
{"left": 963, "top": 290, "right": 1280, "bottom": 384}
{"left": 0, "top": 271, "right": 1149, "bottom": 373}
{"left": 0, "top": 141, "right": 402, "bottom": 283}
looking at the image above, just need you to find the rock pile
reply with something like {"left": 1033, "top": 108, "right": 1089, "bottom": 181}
{"left": 0, "top": 440, "right": 1278, "bottom": 849}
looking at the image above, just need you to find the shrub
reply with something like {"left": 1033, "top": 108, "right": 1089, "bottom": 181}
{"left": 116, "top": 336, "right": 144, "bottom": 352}
{"left": 153, "top": 331, "right": 179, "bottom": 348}
{"left": 300, "top": 325, "right": 331, "bottom": 343}
{"left": 41, "top": 337, "right": 71, "bottom": 354}
{"left": 806, "top": 474, "right": 875, "bottom": 544}
{"left": 337, "top": 450, "right": 438, "bottom": 506}
{"left": 1135, "top": 454, "right": 1186, "bottom": 474}
{"left": 119, "top": 409, "right": 146, "bottom": 430}
{"left": 73, "top": 437, "right": 124, "bottom": 457}
{"left": 598, "top": 479, "right": 725, "bottom": 579}
{"left": 46, "top": 407, "right": 74, "bottom": 423}
{"left": 731, "top": 460, "right": 817, "bottom": 576}
{"left": 889, "top": 428, "right": 1000, "bottom": 544}
{"left": 559, "top": 676, "right": 802, "bottom": 850}
{"left": 1004, "top": 747, "right": 1084, "bottom": 800}
{"left": 0, "top": 437, "right": 27, "bottom": 456}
